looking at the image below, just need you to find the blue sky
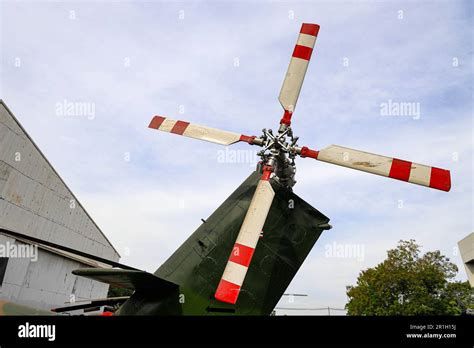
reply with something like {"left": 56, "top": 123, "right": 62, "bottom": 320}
{"left": 1, "top": 0, "right": 472, "bottom": 314}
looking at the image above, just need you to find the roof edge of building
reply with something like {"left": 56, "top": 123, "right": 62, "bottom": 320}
{"left": 0, "top": 99, "right": 121, "bottom": 259}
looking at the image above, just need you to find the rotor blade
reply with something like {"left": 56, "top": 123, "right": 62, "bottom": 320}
{"left": 299, "top": 145, "right": 451, "bottom": 192}
{"left": 214, "top": 169, "right": 275, "bottom": 304}
{"left": 148, "top": 115, "right": 258, "bottom": 146}
{"left": 279, "top": 23, "right": 320, "bottom": 126}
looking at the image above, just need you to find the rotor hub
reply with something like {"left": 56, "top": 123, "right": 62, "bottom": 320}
{"left": 256, "top": 126, "right": 299, "bottom": 189}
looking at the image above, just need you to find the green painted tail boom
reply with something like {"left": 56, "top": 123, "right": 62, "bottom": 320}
{"left": 116, "top": 170, "right": 330, "bottom": 315}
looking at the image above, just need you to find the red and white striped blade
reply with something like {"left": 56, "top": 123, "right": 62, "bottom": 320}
{"left": 279, "top": 23, "right": 320, "bottom": 125}
{"left": 148, "top": 115, "right": 255, "bottom": 146}
{"left": 302, "top": 144, "right": 451, "bottom": 192}
{"left": 214, "top": 170, "right": 275, "bottom": 304}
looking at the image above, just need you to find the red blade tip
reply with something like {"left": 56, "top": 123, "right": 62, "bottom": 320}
{"left": 300, "top": 23, "right": 320, "bottom": 36}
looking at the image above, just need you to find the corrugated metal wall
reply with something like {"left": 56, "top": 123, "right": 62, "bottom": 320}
{"left": 0, "top": 234, "right": 109, "bottom": 311}
{"left": 0, "top": 100, "right": 120, "bottom": 311}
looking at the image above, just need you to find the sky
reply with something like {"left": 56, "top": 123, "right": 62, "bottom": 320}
{"left": 0, "top": 0, "right": 472, "bottom": 314}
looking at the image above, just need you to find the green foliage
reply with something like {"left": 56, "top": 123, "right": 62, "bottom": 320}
{"left": 346, "top": 240, "right": 473, "bottom": 315}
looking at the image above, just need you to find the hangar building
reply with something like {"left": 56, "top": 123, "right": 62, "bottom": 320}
{"left": 458, "top": 233, "right": 474, "bottom": 288}
{"left": 0, "top": 100, "right": 120, "bottom": 311}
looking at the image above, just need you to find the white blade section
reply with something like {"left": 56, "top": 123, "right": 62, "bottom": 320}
{"left": 279, "top": 23, "right": 320, "bottom": 122}
{"left": 315, "top": 145, "right": 451, "bottom": 191}
{"left": 149, "top": 115, "right": 250, "bottom": 146}
{"left": 214, "top": 175, "right": 275, "bottom": 304}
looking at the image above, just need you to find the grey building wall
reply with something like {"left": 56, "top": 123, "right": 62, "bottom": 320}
{"left": 458, "top": 233, "right": 474, "bottom": 288}
{"left": 0, "top": 100, "right": 120, "bottom": 311}
{"left": 0, "top": 235, "right": 109, "bottom": 311}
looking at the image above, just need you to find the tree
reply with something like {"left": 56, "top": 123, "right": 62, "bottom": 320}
{"left": 345, "top": 240, "right": 473, "bottom": 315}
